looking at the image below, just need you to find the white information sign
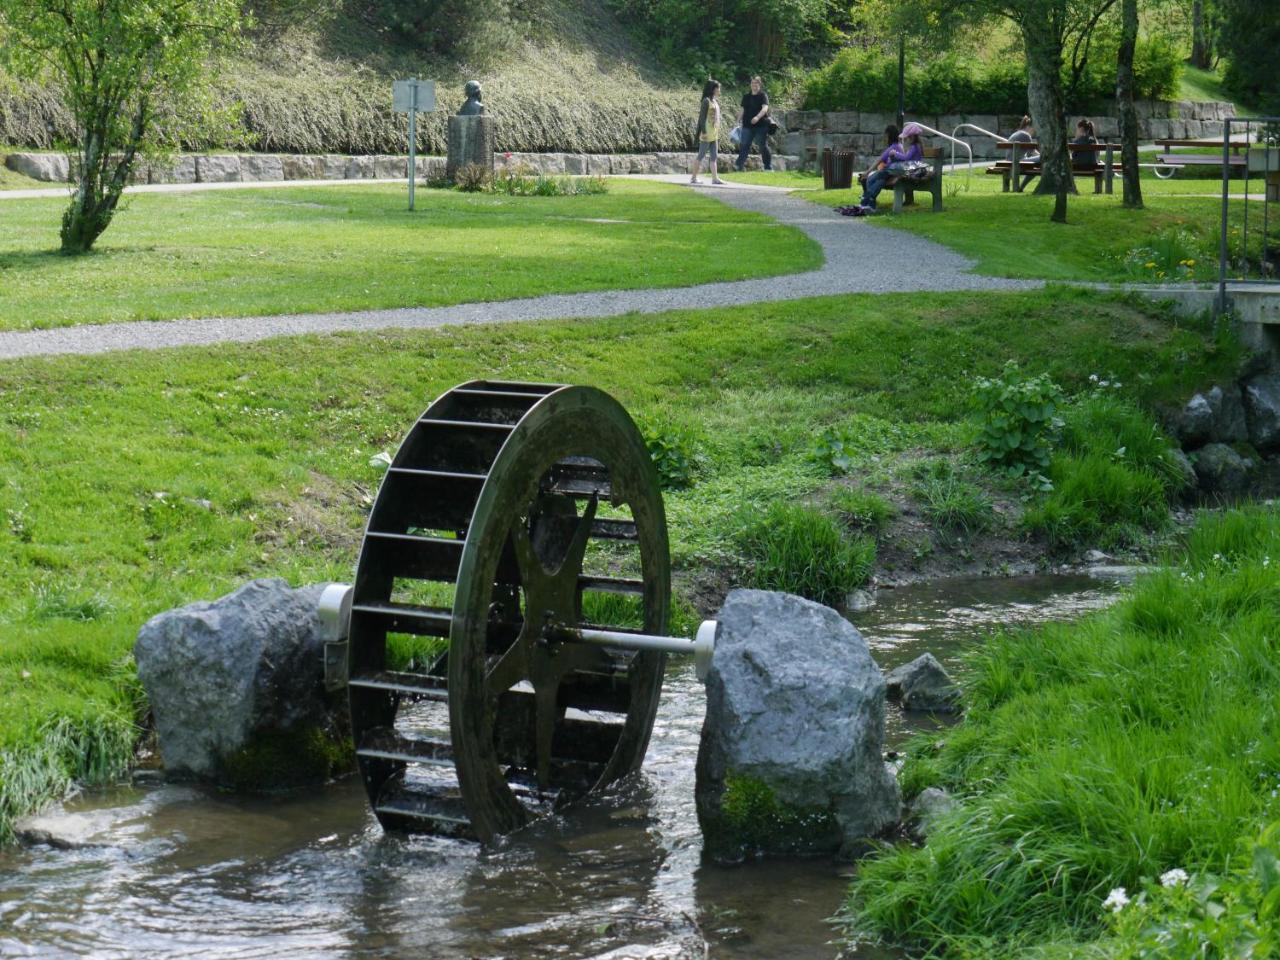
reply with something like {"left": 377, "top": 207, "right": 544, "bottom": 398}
{"left": 393, "top": 78, "right": 436, "bottom": 114}
{"left": 392, "top": 79, "right": 437, "bottom": 210}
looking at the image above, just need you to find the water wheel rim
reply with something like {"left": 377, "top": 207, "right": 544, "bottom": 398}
{"left": 449, "top": 385, "right": 669, "bottom": 842}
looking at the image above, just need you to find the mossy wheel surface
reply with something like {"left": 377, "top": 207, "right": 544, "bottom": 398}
{"left": 347, "top": 381, "right": 670, "bottom": 843}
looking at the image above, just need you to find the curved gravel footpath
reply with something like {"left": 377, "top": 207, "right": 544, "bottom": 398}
{"left": 0, "top": 180, "right": 1039, "bottom": 360}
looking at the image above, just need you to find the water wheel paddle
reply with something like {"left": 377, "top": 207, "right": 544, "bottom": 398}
{"left": 344, "top": 381, "right": 710, "bottom": 843}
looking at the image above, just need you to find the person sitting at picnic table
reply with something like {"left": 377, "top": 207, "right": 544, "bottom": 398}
{"left": 1070, "top": 117, "right": 1097, "bottom": 168}
{"left": 857, "top": 121, "right": 924, "bottom": 211}
{"left": 1008, "top": 114, "right": 1038, "bottom": 189}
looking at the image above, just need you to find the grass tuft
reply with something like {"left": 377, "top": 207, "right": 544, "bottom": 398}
{"left": 842, "top": 505, "right": 1280, "bottom": 957}
{"left": 735, "top": 501, "right": 875, "bottom": 605}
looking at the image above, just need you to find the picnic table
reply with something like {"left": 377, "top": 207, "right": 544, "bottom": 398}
{"left": 1153, "top": 138, "right": 1251, "bottom": 178}
{"left": 989, "top": 141, "right": 1120, "bottom": 194}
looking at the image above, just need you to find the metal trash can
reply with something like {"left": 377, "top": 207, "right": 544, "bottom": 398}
{"left": 822, "top": 148, "right": 854, "bottom": 190}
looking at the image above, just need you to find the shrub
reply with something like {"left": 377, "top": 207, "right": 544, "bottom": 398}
{"left": 802, "top": 37, "right": 1180, "bottom": 114}
{"left": 735, "top": 502, "right": 874, "bottom": 605}
{"left": 453, "top": 163, "right": 492, "bottom": 192}
{"left": 973, "top": 361, "right": 1064, "bottom": 483}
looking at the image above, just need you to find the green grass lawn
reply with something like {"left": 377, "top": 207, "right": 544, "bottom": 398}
{"left": 0, "top": 288, "right": 1235, "bottom": 838}
{"left": 0, "top": 180, "right": 821, "bottom": 331}
{"left": 844, "top": 506, "right": 1280, "bottom": 957}
{"left": 721, "top": 170, "right": 822, "bottom": 188}
{"left": 805, "top": 170, "right": 1271, "bottom": 282}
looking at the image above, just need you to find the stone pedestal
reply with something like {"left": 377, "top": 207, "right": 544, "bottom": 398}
{"left": 447, "top": 115, "right": 496, "bottom": 181}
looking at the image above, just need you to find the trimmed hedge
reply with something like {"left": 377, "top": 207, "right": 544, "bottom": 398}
{"left": 803, "top": 37, "right": 1181, "bottom": 114}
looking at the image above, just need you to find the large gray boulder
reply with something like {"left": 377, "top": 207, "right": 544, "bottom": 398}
{"left": 1192, "top": 443, "right": 1255, "bottom": 496}
{"left": 1243, "top": 374, "right": 1280, "bottom": 452}
{"left": 696, "top": 589, "right": 900, "bottom": 862}
{"left": 885, "top": 653, "right": 961, "bottom": 714}
{"left": 134, "top": 578, "right": 342, "bottom": 788}
{"left": 1174, "top": 392, "right": 1214, "bottom": 447}
{"left": 1207, "top": 385, "right": 1249, "bottom": 444}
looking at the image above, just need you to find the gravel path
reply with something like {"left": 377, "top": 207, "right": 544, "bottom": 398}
{"left": 0, "top": 179, "right": 1038, "bottom": 360}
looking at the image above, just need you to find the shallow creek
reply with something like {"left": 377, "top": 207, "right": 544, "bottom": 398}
{"left": 0, "top": 575, "right": 1122, "bottom": 959}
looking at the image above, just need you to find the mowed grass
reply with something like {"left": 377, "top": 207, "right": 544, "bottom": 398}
{"left": 0, "top": 180, "right": 821, "bottom": 331}
{"left": 0, "top": 288, "right": 1236, "bottom": 837}
{"left": 843, "top": 506, "right": 1280, "bottom": 957}
{"left": 805, "top": 169, "right": 1270, "bottom": 282}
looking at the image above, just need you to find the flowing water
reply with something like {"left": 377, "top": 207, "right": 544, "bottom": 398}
{"left": 0, "top": 574, "right": 1124, "bottom": 960}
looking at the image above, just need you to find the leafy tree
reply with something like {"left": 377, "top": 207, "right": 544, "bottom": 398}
{"left": 868, "top": 0, "right": 1117, "bottom": 223}
{"left": 1219, "top": 0, "right": 1280, "bottom": 113}
{"left": 0, "top": 0, "right": 243, "bottom": 254}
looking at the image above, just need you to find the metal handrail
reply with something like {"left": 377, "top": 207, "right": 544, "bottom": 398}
{"left": 950, "top": 122, "right": 1002, "bottom": 184}
{"left": 904, "top": 121, "right": 976, "bottom": 189}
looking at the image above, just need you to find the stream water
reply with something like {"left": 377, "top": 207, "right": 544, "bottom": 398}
{"left": 0, "top": 575, "right": 1123, "bottom": 960}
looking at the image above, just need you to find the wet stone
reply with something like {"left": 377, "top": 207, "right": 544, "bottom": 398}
{"left": 696, "top": 589, "right": 900, "bottom": 862}
{"left": 885, "top": 653, "right": 961, "bottom": 714}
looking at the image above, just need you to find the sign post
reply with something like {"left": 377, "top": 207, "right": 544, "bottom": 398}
{"left": 392, "top": 79, "right": 437, "bottom": 211}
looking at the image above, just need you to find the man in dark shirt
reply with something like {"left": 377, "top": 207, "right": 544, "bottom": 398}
{"left": 735, "top": 76, "right": 772, "bottom": 172}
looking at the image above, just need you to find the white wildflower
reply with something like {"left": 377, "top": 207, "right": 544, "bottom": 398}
{"left": 1160, "top": 868, "right": 1189, "bottom": 888}
{"left": 1089, "top": 374, "right": 1100, "bottom": 383}
{"left": 1103, "top": 887, "right": 1130, "bottom": 913}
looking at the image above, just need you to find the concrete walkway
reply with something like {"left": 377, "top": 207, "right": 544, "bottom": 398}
{"left": 0, "top": 178, "right": 1038, "bottom": 360}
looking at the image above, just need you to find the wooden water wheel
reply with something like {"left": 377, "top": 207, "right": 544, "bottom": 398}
{"left": 345, "top": 381, "right": 675, "bottom": 843}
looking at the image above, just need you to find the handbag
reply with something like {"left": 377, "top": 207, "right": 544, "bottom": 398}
{"left": 767, "top": 117, "right": 779, "bottom": 135}
{"left": 729, "top": 125, "right": 742, "bottom": 146}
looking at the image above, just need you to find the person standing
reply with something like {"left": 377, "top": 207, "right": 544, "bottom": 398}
{"left": 690, "top": 79, "right": 726, "bottom": 185}
{"left": 735, "top": 76, "right": 771, "bottom": 172}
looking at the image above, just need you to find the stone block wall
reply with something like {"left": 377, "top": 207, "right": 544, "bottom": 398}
{"left": 775, "top": 99, "right": 1239, "bottom": 170}
{"left": 5, "top": 150, "right": 799, "bottom": 185}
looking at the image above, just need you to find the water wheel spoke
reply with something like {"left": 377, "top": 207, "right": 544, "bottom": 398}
{"left": 485, "top": 639, "right": 528, "bottom": 696}
{"left": 534, "top": 684, "right": 559, "bottom": 790}
{"left": 556, "top": 493, "right": 598, "bottom": 577}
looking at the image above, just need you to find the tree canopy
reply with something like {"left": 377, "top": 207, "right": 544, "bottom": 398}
{"left": 0, "top": 0, "right": 243, "bottom": 252}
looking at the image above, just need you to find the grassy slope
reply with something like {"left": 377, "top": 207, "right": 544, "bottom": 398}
{"left": 0, "top": 181, "right": 820, "bottom": 331}
{"left": 0, "top": 2, "right": 711, "bottom": 156}
{"left": 0, "top": 289, "right": 1234, "bottom": 837}
{"left": 843, "top": 506, "right": 1280, "bottom": 957}
{"left": 804, "top": 173, "right": 1269, "bottom": 282}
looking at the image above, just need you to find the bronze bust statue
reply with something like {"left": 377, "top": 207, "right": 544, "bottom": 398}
{"left": 457, "top": 80, "right": 485, "bottom": 116}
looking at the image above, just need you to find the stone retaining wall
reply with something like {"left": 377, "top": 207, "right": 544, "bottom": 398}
{"left": 4, "top": 150, "right": 798, "bottom": 184}
{"left": 776, "top": 99, "right": 1238, "bottom": 169}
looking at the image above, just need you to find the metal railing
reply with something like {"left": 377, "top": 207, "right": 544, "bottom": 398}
{"left": 1217, "top": 116, "right": 1278, "bottom": 314}
{"left": 950, "top": 122, "right": 1002, "bottom": 185}
{"left": 903, "top": 121, "right": 976, "bottom": 189}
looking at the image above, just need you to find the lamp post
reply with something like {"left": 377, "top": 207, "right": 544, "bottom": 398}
{"left": 897, "top": 36, "right": 906, "bottom": 130}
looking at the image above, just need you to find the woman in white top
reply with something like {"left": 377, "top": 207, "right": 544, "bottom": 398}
{"left": 690, "top": 79, "right": 725, "bottom": 185}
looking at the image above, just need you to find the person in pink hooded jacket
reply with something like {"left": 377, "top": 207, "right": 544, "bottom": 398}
{"left": 858, "top": 121, "right": 925, "bottom": 210}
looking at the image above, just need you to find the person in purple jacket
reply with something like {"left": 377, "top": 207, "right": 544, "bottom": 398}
{"left": 857, "top": 122, "right": 925, "bottom": 210}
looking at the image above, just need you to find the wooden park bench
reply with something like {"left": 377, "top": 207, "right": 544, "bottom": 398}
{"left": 856, "top": 146, "right": 944, "bottom": 213}
{"left": 1153, "top": 138, "right": 1250, "bottom": 178}
{"left": 988, "top": 141, "right": 1122, "bottom": 194}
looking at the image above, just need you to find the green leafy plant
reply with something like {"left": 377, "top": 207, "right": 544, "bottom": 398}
{"left": 973, "top": 361, "right": 1064, "bottom": 482}
{"left": 810, "top": 427, "right": 855, "bottom": 475}
{"left": 644, "top": 426, "right": 699, "bottom": 490}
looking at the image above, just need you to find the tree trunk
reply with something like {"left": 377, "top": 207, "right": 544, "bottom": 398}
{"left": 1190, "top": 0, "right": 1212, "bottom": 69}
{"left": 60, "top": 107, "right": 143, "bottom": 254}
{"left": 1117, "top": 0, "right": 1144, "bottom": 208}
{"left": 1023, "top": 20, "right": 1074, "bottom": 222}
